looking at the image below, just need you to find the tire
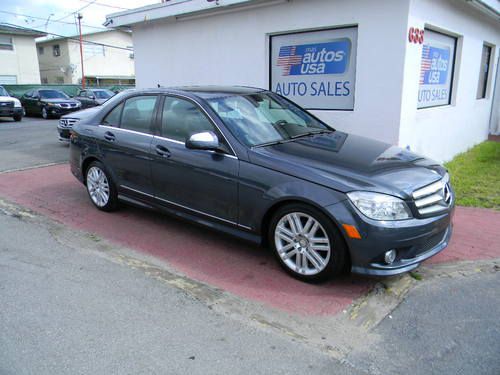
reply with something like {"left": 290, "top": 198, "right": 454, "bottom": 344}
{"left": 268, "top": 203, "right": 346, "bottom": 283}
{"left": 13, "top": 114, "right": 22, "bottom": 122}
{"left": 41, "top": 107, "right": 49, "bottom": 119}
{"left": 85, "top": 161, "right": 119, "bottom": 212}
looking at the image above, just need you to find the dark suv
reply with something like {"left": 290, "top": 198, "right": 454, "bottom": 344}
{"left": 68, "top": 87, "right": 454, "bottom": 282}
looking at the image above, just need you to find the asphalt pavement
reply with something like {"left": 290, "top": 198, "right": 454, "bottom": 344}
{"left": 0, "top": 115, "right": 499, "bottom": 374}
{"left": 0, "top": 116, "right": 68, "bottom": 172}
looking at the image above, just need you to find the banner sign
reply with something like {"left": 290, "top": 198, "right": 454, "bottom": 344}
{"left": 417, "top": 30, "right": 456, "bottom": 109}
{"left": 270, "top": 27, "right": 357, "bottom": 110}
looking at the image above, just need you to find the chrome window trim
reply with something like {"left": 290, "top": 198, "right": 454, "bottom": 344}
{"left": 99, "top": 124, "right": 154, "bottom": 137}
{"left": 120, "top": 184, "right": 250, "bottom": 230}
{"left": 160, "top": 93, "right": 238, "bottom": 157}
{"left": 98, "top": 125, "right": 237, "bottom": 159}
{"left": 153, "top": 135, "right": 238, "bottom": 160}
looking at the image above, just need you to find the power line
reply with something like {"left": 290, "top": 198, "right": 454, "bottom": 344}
{"left": 77, "top": 0, "right": 131, "bottom": 11}
{"left": 1, "top": 23, "right": 133, "bottom": 51}
{"left": 0, "top": 10, "right": 108, "bottom": 30}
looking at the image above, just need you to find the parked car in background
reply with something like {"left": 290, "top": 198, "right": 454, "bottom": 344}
{"left": 20, "top": 89, "right": 81, "bottom": 119}
{"left": 68, "top": 86, "right": 454, "bottom": 282}
{"left": 74, "top": 89, "right": 115, "bottom": 109}
{"left": 0, "top": 85, "right": 23, "bottom": 122}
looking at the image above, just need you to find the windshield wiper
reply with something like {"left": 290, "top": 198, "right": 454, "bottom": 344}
{"left": 290, "top": 129, "right": 334, "bottom": 139}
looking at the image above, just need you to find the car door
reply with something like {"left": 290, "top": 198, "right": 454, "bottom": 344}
{"left": 150, "top": 95, "right": 239, "bottom": 225}
{"left": 94, "top": 94, "right": 158, "bottom": 196}
{"left": 22, "top": 90, "right": 35, "bottom": 114}
{"left": 76, "top": 90, "right": 88, "bottom": 108}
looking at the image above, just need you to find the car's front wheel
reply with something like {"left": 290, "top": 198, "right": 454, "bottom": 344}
{"left": 41, "top": 107, "right": 49, "bottom": 119}
{"left": 13, "top": 114, "right": 22, "bottom": 122}
{"left": 269, "top": 203, "right": 346, "bottom": 282}
{"left": 85, "top": 161, "right": 118, "bottom": 212}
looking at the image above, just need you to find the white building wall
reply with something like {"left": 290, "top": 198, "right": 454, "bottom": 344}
{"left": 132, "top": 0, "right": 411, "bottom": 145}
{"left": 38, "top": 31, "right": 134, "bottom": 84}
{"left": 66, "top": 31, "right": 135, "bottom": 83}
{"left": 0, "top": 35, "right": 42, "bottom": 84}
{"left": 37, "top": 40, "right": 72, "bottom": 83}
{"left": 398, "top": 0, "right": 500, "bottom": 162}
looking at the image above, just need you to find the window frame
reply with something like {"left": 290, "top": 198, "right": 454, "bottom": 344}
{"left": 52, "top": 44, "right": 60, "bottom": 57}
{"left": 38, "top": 46, "right": 44, "bottom": 55}
{"left": 101, "top": 94, "right": 159, "bottom": 135}
{"left": 476, "top": 43, "right": 494, "bottom": 100}
{"left": 417, "top": 28, "right": 458, "bottom": 110}
{"left": 157, "top": 94, "right": 236, "bottom": 156}
{"left": 0, "top": 35, "right": 14, "bottom": 51}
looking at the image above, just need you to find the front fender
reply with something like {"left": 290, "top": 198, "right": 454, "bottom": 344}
{"left": 238, "top": 161, "right": 346, "bottom": 233}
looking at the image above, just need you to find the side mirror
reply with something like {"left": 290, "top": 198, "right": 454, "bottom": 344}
{"left": 89, "top": 95, "right": 95, "bottom": 100}
{"left": 185, "top": 131, "right": 220, "bottom": 151}
{"left": 69, "top": 95, "right": 74, "bottom": 98}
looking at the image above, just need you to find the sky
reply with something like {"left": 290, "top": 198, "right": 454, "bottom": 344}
{"left": 0, "top": 0, "right": 159, "bottom": 38}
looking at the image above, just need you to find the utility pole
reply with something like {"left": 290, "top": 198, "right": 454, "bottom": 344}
{"left": 77, "top": 13, "right": 85, "bottom": 89}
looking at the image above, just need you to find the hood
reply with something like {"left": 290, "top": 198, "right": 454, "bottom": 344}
{"left": 41, "top": 98, "right": 80, "bottom": 104}
{"left": 0, "top": 96, "right": 19, "bottom": 103}
{"left": 62, "top": 106, "right": 101, "bottom": 120}
{"left": 248, "top": 131, "right": 446, "bottom": 198}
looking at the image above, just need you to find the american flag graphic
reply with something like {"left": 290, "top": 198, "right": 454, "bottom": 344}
{"left": 420, "top": 45, "right": 431, "bottom": 84}
{"left": 277, "top": 46, "right": 303, "bottom": 76}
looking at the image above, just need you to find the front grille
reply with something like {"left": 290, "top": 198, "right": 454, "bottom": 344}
{"left": 59, "top": 118, "right": 79, "bottom": 129}
{"left": 0, "top": 101, "right": 14, "bottom": 108}
{"left": 59, "top": 103, "right": 78, "bottom": 108}
{"left": 412, "top": 174, "right": 452, "bottom": 216}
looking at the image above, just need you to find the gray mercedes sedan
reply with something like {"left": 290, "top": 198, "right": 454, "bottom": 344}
{"left": 67, "top": 86, "right": 454, "bottom": 282}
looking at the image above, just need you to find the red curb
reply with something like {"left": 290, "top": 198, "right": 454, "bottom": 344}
{"left": 0, "top": 164, "right": 498, "bottom": 315}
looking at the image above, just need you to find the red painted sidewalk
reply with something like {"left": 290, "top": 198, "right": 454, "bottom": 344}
{"left": 0, "top": 164, "right": 498, "bottom": 316}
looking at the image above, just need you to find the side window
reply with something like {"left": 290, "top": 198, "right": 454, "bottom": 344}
{"left": 102, "top": 102, "right": 124, "bottom": 127}
{"left": 79, "top": 90, "right": 87, "bottom": 98}
{"left": 161, "top": 96, "right": 216, "bottom": 142}
{"left": 121, "top": 96, "right": 158, "bottom": 134}
{"left": 24, "top": 90, "right": 33, "bottom": 98}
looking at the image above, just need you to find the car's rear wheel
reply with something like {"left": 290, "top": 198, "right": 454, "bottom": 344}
{"left": 85, "top": 161, "right": 118, "bottom": 212}
{"left": 269, "top": 203, "right": 346, "bottom": 282}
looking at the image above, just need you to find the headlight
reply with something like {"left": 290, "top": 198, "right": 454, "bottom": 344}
{"left": 46, "top": 102, "right": 56, "bottom": 107}
{"left": 347, "top": 191, "right": 412, "bottom": 221}
{"left": 13, "top": 99, "right": 22, "bottom": 108}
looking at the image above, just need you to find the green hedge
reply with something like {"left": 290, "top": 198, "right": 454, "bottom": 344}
{"left": 2, "top": 84, "right": 135, "bottom": 98}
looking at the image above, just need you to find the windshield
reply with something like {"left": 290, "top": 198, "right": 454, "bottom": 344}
{"left": 207, "top": 93, "right": 332, "bottom": 147}
{"left": 39, "top": 90, "right": 69, "bottom": 99}
{"left": 94, "top": 90, "right": 114, "bottom": 99}
{"left": 0, "top": 86, "right": 9, "bottom": 97}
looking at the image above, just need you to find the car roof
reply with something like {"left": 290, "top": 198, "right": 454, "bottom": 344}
{"left": 124, "top": 86, "right": 268, "bottom": 100}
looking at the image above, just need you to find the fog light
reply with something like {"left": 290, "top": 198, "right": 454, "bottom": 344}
{"left": 384, "top": 249, "right": 397, "bottom": 264}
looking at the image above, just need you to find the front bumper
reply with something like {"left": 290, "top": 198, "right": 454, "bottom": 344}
{"left": 47, "top": 106, "right": 80, "bottom": 117}
{"left": 0, "top": 106, "right": 23, "bottom": 117}
{"left": 326, "top": 199, "right": 454, "bottom": 276}
{"left": 57, "top": 127, "right": 70, "bottom": 142}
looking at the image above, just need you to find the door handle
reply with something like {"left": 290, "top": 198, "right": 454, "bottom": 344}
{"left": 104, "top": 131, "right": 115, "bottom": 142}
{"left": 155, "top": 145, "right": 171, "bottom": 158}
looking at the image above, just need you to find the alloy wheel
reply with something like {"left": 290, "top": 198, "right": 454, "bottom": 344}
{"left": 86, "top": 166, "right": 110, "bottom": 207}
{"left": 42, "top": 107, "right": 48, "bottom": 119}
{"left": 274, "top": 212, "right": 331, "bottom": 276}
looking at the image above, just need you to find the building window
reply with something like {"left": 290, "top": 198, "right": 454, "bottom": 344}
{"left": 477, "top": 44, "right": 493, "bottom": 99}
{"left": 0, "top": 75, "right": 17, "bottom": 84}
{"left": 417, "top": 29, "right": 457, "bottom": 109}
{"left": 41, "top": 77, "right": 48, "bottom": 84}
{"left": 83, "top": 43, "right": 105, "bottom": 57}
{"left": 55, "top": 77, "right": 64, "bottom": 84}
{"left": 270, "top": 26, "right": 358, "bottom": 111}
{"left": 38, "top": 46, "right": 44, "bottom": 55}
{"left": 53, "top": 44, "right": 60, "bottom": 57}
{"left": 0, "top": 36, "right": 14, "bottom": 51}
